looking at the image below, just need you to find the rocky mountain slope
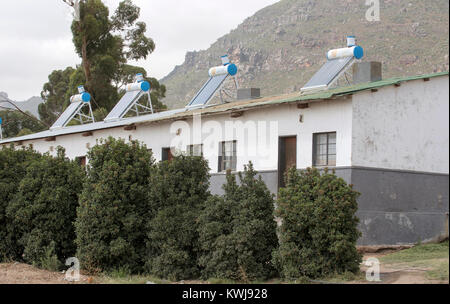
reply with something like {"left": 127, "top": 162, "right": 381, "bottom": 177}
{"left": 161, "top": 0, "right": 449, "bottom": 109}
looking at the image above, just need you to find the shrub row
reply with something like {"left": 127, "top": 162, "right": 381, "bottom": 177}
{"left": 0, "top": 146, "right": 83, "bottom": 270}
{"left": 0, "top": 138, "right": 362, "bottom": 280}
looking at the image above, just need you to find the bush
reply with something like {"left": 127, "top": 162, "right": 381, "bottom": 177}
{"left": 75, "top": 138, "right": 154, "bottom": 274}
{"left": 6, "top": 147, "right": 84, "bottom": 269}
{"left": 273, "top": 167, "right": 362, "bottom": 279}
{"left": 145, "top": 155, "right": 210, "bottom": 281}
{"left": 198, "top": 163, "right": 278, "bottom": 281}
{"left": 0, "top": 145, "right": 41, "bottom": 262}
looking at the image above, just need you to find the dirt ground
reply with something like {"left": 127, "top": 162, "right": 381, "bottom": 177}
{"left": 0, "top": 263, "right": 91, "bottom": 284}
{"left": 359, "top": 253, "right": 447, "bottom": 284}
{"left": 0, "top": 251, "right": 447, "bottom": 284}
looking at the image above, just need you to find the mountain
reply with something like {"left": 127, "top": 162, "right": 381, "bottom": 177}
{"left": 160, "top": 0, "right": 449, "bottom": 109}
{"left": 0, "top": 92, "right": 43, "bottom": 118}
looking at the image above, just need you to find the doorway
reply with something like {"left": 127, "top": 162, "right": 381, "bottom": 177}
{"left": 162, "top": 147, "right": 174, "bottom": 162}
{"left": 278, "top": 136, "right": 297, "bottom": 188}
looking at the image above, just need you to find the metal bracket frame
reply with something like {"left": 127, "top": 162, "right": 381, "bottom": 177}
{"left": 214, "top": 74, "right": 240, "bottom": 106}
{"left": 128, "top": 91, "right": 154, "bottom": 117}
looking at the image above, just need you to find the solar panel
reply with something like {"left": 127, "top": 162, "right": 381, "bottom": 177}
{"left": 104, "top": 90, "right": 142, "bottom": 122}
{"left": 50, "top": 101, "right": 84, "bottom": 130}
{"left": 187, "top": 74, "right": 228, "bottom": 108}
{"left": 302, "top": 56, "right": 354, "bottom": 92}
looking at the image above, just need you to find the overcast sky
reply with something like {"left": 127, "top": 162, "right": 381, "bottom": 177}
{"left": 0, "top": 0, "right": 278, "bottom": 101}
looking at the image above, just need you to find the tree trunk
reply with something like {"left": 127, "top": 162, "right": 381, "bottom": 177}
{"left": 81, "top": 34, "right": 91, "bottom": 87}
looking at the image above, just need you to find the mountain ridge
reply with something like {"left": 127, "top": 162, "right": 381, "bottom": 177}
{"left": 0, "top": 92, "right": 43, "bottom": 118}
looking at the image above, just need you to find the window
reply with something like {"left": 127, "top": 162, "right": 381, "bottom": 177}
{"left": 313, "top": 132, "right": 336, "bottom": 167}
{"left": 187, "top": 144, "right": 203, "bottom": 157}
{"left": 218, "top": 141, "right": 237, "bottom": 172}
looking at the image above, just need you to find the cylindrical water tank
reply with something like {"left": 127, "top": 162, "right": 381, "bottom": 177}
{"left": 347, "top": 36, "right": 356, "bottom": 47}
{"left": 208, "top": 63, "right": 238, "bottom": 77}
{"left": 126, "top": 81, "right": 150, "bottom": 92}
{"left": 327, "top": 46, "right": 364, "bottom": 60}
{"left": 70, "top": 92, "right": 91, "bottom": 103}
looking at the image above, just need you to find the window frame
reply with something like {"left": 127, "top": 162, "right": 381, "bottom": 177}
{"left": 313, "top": 132, "right": 337, "bottom": 167}
{"left": 187, "top": 144, "right": 204, "bottom": 157}
{"left": 218, "top": 140, "right": 237, "bottom": 172}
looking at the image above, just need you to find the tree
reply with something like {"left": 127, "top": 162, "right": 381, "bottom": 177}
{"left": 198, "top": 163, "right": 278, "bottom": 281}
{"left": 75, "top": 137, "right": 154, "bottom": 273}
{"left": 146, "top": 155, "right": 211, "bottom": 281}
{"left": 273, "top": 167, "right": 362, "bottom": 279}
{"left": 39, "top": 0, "right": 167, "bottom": 126}
{"left": 70, "top": 0, "right": 165, "bottom": 112}
{"left": 0, "top": 146, "right": 41, "bottom": 262}
{"left": 39, "top": 67, "right": 76, "bottom": 126}
{"left": 0, "top": 110, "right": 46, "bottom": 139}
{"left": 6, "top": 147, "right": 84, "bottom": 270}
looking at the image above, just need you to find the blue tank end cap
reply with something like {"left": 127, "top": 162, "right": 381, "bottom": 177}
{"left": 0, "top": 117, "right": 2, "bottom": 124}
{"left": 353, "top": 46, "right": 364, "bottom": 59}
{"left": 227, "top": 64, "right": 238, "bottom": 76}
{"left": 140, "top": 81, "right": 151, "bottom": 92}
{"left": 82, "top": 92, "right": 91, "bottom": 103}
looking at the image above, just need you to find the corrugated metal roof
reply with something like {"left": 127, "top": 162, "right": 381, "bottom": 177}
{"left": 1, "top": 71, "right": 448, "bottom": 145}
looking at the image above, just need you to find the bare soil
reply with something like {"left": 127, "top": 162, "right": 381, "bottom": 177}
{"left": 0, "top": 263, "right": 91, "bottom": 284}
{"left": 359, "top": 253, "right": 448, "bottom": 284}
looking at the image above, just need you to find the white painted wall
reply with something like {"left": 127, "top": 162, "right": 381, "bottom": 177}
{"left": 352, "top": 76, "right": 449, "bottom": 174}
{"left": 9, "top": 98, "right": 354, "bottom": 173}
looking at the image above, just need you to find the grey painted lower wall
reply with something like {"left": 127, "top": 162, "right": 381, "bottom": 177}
{"left": 350, "top": 167, "right": 449, "bottom": 246}
{"left": 209, "top": 167, "right": 449, "bottom": 246}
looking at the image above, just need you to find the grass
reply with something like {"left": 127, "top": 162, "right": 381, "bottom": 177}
{"left": 426, "top": 261, "right": 449, "bottom": 281}
{"left": 97, "top": 274, "right": 169, "bottom": 285}
{"left": 380, "top": 241, "right": 449, "bottom": 283}
{"left": 95, "top": 267, "right": 170, "bottom": 284}
{"left": 380, "top": 241, "right": 449, "bottom": 264}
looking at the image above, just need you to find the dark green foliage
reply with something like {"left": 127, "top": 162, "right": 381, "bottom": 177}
{"left": 146, "top": 155, "right": 210, "bottom": 281}
{"left": 273, "top": 167, "right": 362, "bottom": 279}
{"left": 6, "top": 147, "right": 84, "bottom": 269}
{"left": 39, "top": 67, "right": 76, "bottom": 126}
{"left": 75, "top": 137, "right": 153, "bottom": 273}
{"left": 0, "top": 146, "right": 41, "bottom": 261}
{"left": 198, "top": 163, "right": 278, "bottom": 281}
{"left": 0, "top": 110, "right": 46, "bottom": 139}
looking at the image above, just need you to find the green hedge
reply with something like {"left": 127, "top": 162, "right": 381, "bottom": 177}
{"left": 0, "top": 146, "right": 42, "bottom": 262}
{"left": 6, "top": 147, "right": 84, "bottom": 269}
{"left": 145, "top": 155, "right": 211, "bottom": 281}
{"left": 75, "top": 138, "right": 154, "bottom": 273}
{"left": 198, "top": 163, "right": 278, "bottom": 281}
{"left": 273, "top": 167, "right": 362, "bottom": 279}
{"left": 2, "top": 140, "right": 364, "bottom": 281}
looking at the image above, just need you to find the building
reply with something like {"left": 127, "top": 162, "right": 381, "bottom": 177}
{"left": 1, "top": 71, "right": 448, "bottom": 246}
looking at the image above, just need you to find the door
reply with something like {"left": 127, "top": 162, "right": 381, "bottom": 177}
{"left": 278, "top": 136, "right": 297, "bottom": 188}
{"left": 162, "top": 147, "right": 174, "bottom": 162}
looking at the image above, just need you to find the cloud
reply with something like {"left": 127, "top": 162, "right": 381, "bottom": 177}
{"left": 0, "top": 0, "right": 278, "bottom": 100}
